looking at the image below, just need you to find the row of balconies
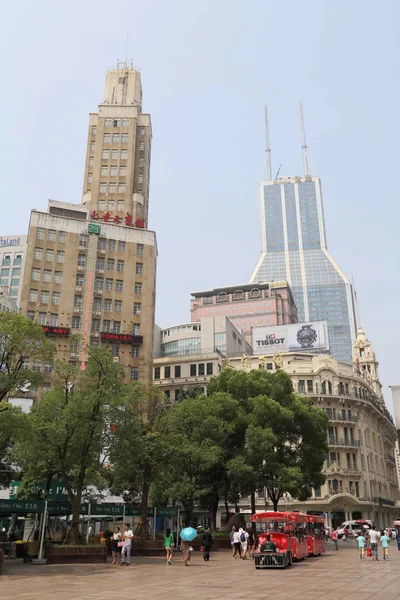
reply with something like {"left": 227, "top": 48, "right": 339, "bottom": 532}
{"left": 328, "top": 436, "right": 360, "bottom": 448}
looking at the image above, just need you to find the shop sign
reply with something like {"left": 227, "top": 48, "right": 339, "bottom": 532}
{"left": 91, "top": 212, "right": 145, "bottom": 229}
{"left": 42, "top": 326, "right": 70, "bottom": 337}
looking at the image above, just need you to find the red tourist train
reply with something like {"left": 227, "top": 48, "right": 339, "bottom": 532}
{"left": 250, "top": 511, "right": 325, "bottom": 569}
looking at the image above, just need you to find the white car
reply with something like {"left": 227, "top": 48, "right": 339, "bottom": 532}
{"left": 337, "top": 520, "right": 372, "bottom": 538}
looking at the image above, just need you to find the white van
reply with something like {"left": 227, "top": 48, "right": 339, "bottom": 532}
{"left": 337, "top": 520, "right": 372, "bottom": 538}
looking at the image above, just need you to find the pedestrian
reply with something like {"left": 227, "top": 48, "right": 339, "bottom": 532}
{"left": 331, "top": 528, "right": 338, "bottom": 551}
{"left": 248, "top": 528, "right": 255, "bottom": 557}
{"left": 368, "top": 525, "right": 380, "bottom": 561}
{"left": 164, "top": 528, "right": 174, "bottom": 565}
{"left": 120, "top": 523, "right": 134, "bottom": 566}
{"left": 380, "top": 530, "right": 390, "bottom": 561}
{"left": 240, "top": 528, "right": 249, "bottom": 559}
{"left": 202, "top": 526, "right": 213, "bottom": 562}
{"left": 230, "top": 526, "right": 236, "bottom": 558}
{"left": 181, "top": 540, "right": 191, "bottom": 566}
{"left": 356, "top": 531, "right": 366, "bottom": 561}
{"left": 343, "top": 526, "right": 349, "bottom": 542}
{"left": 111, "top": 526, "right": 122, "bottom": 565}
{"left": 232, "top": 526, "right": 242, "bottom": 558}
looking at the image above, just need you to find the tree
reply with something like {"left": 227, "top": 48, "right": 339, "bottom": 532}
{"left": 165, "top": 392, "right": 243, "bottom": 528}
{"left": 208, "top": 368, "right": 329, "bottom": 511}
{"left": 108, "top": 384, "right": 168, "bottom": 539}
{"left": 0, "top": 401, "right": 25, "bottom": 488}
{"left": 0, "top": 312, "right": 55, "bottom": 403}
{"left": 175, "top": 386, "right": 204, "bottom": 402}
{"left": 12, "top": 347, "right": 125, "bottom": 544}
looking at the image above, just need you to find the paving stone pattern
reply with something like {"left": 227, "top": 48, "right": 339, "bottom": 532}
{"left": 2, "top": 542, "right": 400, "bottom": 599}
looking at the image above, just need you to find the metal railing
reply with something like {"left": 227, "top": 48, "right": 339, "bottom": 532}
{"left": 328, "top": 437, "right": 360, "bottom": 447}
{"left": 384, "top": 454, "right": 396, "bottom": 464}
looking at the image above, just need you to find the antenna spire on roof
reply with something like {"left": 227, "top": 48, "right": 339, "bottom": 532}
{"left": 263, "top": 105, "right": 272, "bottom": 181}
{"left": 299, "top": 101, "right": 309, "bottom": 176}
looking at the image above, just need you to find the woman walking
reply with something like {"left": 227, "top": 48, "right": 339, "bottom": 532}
{"left": 111, "top": 526, "right": 122, "bottom": 565}
{"left": 181, "top": 540, "right": 191, "bottom": 566}
{"left": 164, "top": 528, "right": 174, "bottom": 565}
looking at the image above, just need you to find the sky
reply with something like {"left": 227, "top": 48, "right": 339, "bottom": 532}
{"left": 1, "top": 0, "right": 400, "bottom": 412}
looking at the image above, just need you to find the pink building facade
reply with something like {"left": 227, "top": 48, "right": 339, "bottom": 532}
{"left": 190, "top": 281, "right": 298, "bottom": 344}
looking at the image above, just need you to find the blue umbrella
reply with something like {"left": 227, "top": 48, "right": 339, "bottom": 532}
{"left": 180, "top": 527, "right": 197, "bottom": 541}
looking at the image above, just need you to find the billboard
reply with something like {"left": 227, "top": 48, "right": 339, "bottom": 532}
{"left": 252, "top": 321, "right": 329, "bottom": 355}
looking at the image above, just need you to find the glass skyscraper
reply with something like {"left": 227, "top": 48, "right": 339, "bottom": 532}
{"left": 249, "top": 176, "right": 356, "bottom": 364}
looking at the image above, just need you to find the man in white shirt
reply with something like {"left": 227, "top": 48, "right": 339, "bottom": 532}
{"left": 368, "top": 525, "right": 380, "bottom": 561}
{"left": 121, "top": 523, "right": 134, "bottom": 566}
{"left": 241, "top": 529, "right": 249, "bottom": 559}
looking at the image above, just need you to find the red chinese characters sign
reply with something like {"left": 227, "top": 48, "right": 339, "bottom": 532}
{"left": 42, "top": 326, "right": 70, "bottom": 337}
{"left": 91, "top": 212, "right": 145, "bottom": 229}
{"left": 101, "top": 332, "right": 133, "bottom": 343}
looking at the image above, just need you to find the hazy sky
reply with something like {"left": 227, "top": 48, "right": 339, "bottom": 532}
{"left": 2, "top": 1, "right": 399, "bottom": 412}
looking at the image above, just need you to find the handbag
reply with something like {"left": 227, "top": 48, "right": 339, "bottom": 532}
{"left": 200, "top": 546, "right": 205, "bottom": 553}
{"left": 118, "top": 541, "right": 124, "bottom": 548}
{"left": 366, "top": 547, "right": 372, "bottom": 557}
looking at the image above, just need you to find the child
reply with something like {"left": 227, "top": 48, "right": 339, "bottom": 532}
{"left": 380, "top": 531, "right": 390, "bottom": 561}
{"left": 356, "top": 532, "right": 366, "bottom": 561}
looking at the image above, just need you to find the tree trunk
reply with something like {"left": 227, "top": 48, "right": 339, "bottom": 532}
{"left": 250, "top": 490, "right": 256, "bottom": 516}
{"left": 68, "top": 495, "right": 82, "bottom": 545}
{"left": 137, "top": 472, "right": 150, "bottom": 540}
{"left": 224, "top": 499, "right": 229, "bottom": 524}
{"left": 209, "top": 497, "right": 219, "bottom": 531}
{"left": 234, "top": 503, "right": 239, "bottom": 513}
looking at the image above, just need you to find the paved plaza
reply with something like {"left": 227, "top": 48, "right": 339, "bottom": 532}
{"left": 2, "top": 543, "right": 400, "bottom": 599}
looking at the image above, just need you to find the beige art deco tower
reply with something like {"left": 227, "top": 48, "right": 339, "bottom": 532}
{"left": 20, "top": 62, "right": 157, "bottom": 387}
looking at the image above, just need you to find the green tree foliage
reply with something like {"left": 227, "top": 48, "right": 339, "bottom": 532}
{"left": 12, "top": 347, "right": 124, "bottom": 544}
{"left": 108, "top": 384, "right": 168, "bottom": 538}
{"left": 0, "top": 312, "right": 55, "bottom": 402}
{"left": 0, "top": 401, "right": 25, "bottom": 488}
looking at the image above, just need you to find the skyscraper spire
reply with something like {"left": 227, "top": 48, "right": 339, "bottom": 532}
{"left": 263, "top": 105, "right": 272, "bottom": 181}
{"left": 299, "top": 101, "right": 309, "bottom": 176}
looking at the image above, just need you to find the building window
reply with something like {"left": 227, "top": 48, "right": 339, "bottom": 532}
{"left": 78, "top": 254, "right": 86, "bottom": 268}
{"left": 87, "top": 172, "right": 93, "bottom": 183}
{"left": 130, "top": 368, "right": 139, "bottom": 381}
{"left": 104, "top": 298, "right": 112, "bottom": 311}
{"left": 96, "top": 258, "right": 105, "bottom": 270}
{"left": 43, "top": 269, "right": 52, "bottom": 283}
{"left": 118, "top": 241, "right": 125, "bottom": 252}
{"left": 34, "top": 248, "right": 43, "bottom": 260}
{"left": 102, "top": 149, "right": 109, "bottom": 159}
{"left": 108, "top": 239, "right": 116, "bottom": 252}
{"left": 107, "top": 258, "right": 115, "bottom": 270}
{"left": 108, "top": 165, "right": 117, "bottom": 176}
{"left": 79, "top": 234, "right": 87, "bottom": 249}
{"left": 29, "top": 289, "right": 38, "bottom": 302}
{"left": 105, "top": 278, "right": 113, "bottom": 291}
{"left": 10, "top": 278, "right": 19, "bottom": 287}
{"left": 132, "top": 345, "right": 139, "bottom": 358}
{"left": 54, "top": 271, "right": 63, "bottom": 284}
{"left": 139, "top": 142, "right": 145, "bottom": 151}
{"left": 134, "top": 282, "right": 142, "bottom": 294}
{"left": 117, "top": 260, "right": 124, "bottom": 273}
{"left": 135, "top": 262, "right": 143, "bottom": 274}
{"left": 139, "top": 157, "right": 144, "bottom": 167}
{"left": 101, "top": 165, "right": 108, "bottom": 176}
{"left": 76, "top": 274, "right": 84, "bottom": 287}
{"left": 58, "top": 231, "right": 67, "bottom": 243}
{"left": 90, "top": 141, "right": 95, "bottom": 150}
{"left": 111, "top": 149, "right": 119, "bottom": 159}
{"left": 27, "top": 310, "right": 35, "bottom": 320}
{"left": 99, "top": 182, "right": 107, "bottom": 193}
{"left": 133, "top": 323, "right": 140, "bottom": 335}
{"left": 32, "top": 360, "right": 41, "bottom": 373}
{"left": 117, "top": 200, "right": 124, "bottom": 211}
{"left": 103, "top": 319, "right": 111, "bottom": 332}
{"left": 38, "top": 312, "right": 46, "bottom": 325}
{"left": 31, "top": 268, "right": 40, "bottom": 281}
{"left": 48, "top": 313, "right": 57, "bottom": 327}
{"left": 40, "top": 290, "right": 49, "bottom": 304}
{"left": 114, "top": 300, "right": 122, "bottom": 313}
{"left": 298, "top": 380, "right": 305, "bottom": 393}
{"left": 137, "top": 243, "right": 144, "bottom": 255}
{"left": 174, "top": 365, "right": 181, "bottom": 378}
{"left": 105, "top": 118, "right": 112, "bottom": 127}
{"left": 72, "top": 315, "right": 80, "bottom": 329}
{"left": 93, "top": 298, "right": 102, "bottom": 311}
{"left": 109, "top": 183, "right": 116, "bottom": 194}
{"left": 99, "top": 200, "right": 106, "bottom": 211}
{"left": 121, "top": 134, "right": 128, "bottom": 144}
{"left": 138, "top": 174, "right": 143, "bottom": 184}
{"left": 154, "top": 367, "right": 160, "bottom": 380}
{"left": 103, "top": 133, "right": 110, "bottom": 143}
{"left": 48, "top": 230, "right": 56, "bottom": 242}
{"left": 199, "top": 363, "right": 205, "bottom": 376}
{"left": 119, "top": 165, "right": 126, "bottom": 176}
{"left": 0, "top": 268, "right": 9, "bottom": 277}
{"left": 45, "top": 249, "right": 54, "bottom": 262}
{"left": 112, "top": 134, "right": 120, "bottom": 143}
{"left": 164, "top": 366, "right": 171, "bottom": 378}
{"left": 122, "top": 119, "right": 129, "bottom": 127}
{"left": 94, "top": 277, "right": 103, "bottom": 289}
{"left": 307, "top": 380, "right": 313, "bottom": 393}
{"left": 57, "top": 251, "right": 64, "bottom": 263}
{"left": 206, "top": 363, "right": 213, "bottom": 375}
{"left": 115, "top": 279, "right": 123, "bottom": 292}
{"left": 133, "top": 302, "right": 141, "bottom": 315}
{"left": 52, "top": 292, "right": 60, "bottom": 305}
{"left": 36, "top": 228, "right": 46, "bottom": 240}
{"left": 14, "top": 254, "right": 22, "bottom": 265}
{"left": 89, "top": 156, "right": 94, "bottom": 167}
{"left": 97, "top": 237, "right": 106, "bottom": 251}
{"left": 92, "top": 319, "right": 100, "bottom": 332}
{"left": 1, "top": 255, "right": 10, "bottom": 267}
{"left": 74, "top": 295, "right": 82, "bottom": 308}
{"left": 92, "top": 125, "right": 97, "bottom": 135}
{"left": 118, "top": 183, "right": 125, "bottom": 193}
{"left": 190, "top": 364, "right": 197, "bottom": 377}
{"left": 113, "top": 321, "right": 121, "bottom": 333}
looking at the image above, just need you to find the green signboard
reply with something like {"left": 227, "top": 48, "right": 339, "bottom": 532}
{"left": 10, "top": 480, "right": 69, "bottom": 501}
{"left": 0, "top": 499, "right": 45, "bottom": 514}
{"left": 88, "top": 223, "right": 101, "bottom": 235}
{"left": 0, "top": 499, "right": 178, "bottom": 517}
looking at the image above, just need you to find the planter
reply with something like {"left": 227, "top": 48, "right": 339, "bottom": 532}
{"left": 46, "top": 545, "right": 108, "bottom": 564}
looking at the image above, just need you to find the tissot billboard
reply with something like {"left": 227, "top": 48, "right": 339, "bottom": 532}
{"left": 252, "top": 321, "right": 329, "bottom": 355}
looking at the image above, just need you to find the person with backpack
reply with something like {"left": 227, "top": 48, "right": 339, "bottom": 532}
{"left": 240, "top": 528, "right": 249, "bottom": 559}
